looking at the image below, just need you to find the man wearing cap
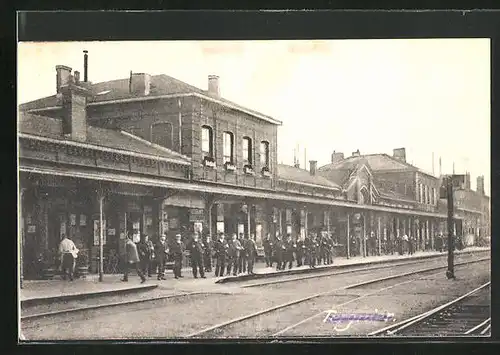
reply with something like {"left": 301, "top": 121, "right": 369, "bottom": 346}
{"left": 188, "top": 232, "right": 206, "bottom": 278}
{"left": 214, "top": 232, "right": 228, "bottom": 277}
{"left": 284, "top": 234, "right": 295, "bottom": 270}
{"left": 263, "top": 233, "right": 273, "bottom": 268}
{"left": 155, "top": 234, "right": 169, "bottom": 280}
{"left": 244, "top": 234, "right": 258, "bottom": 274}
{"left": 238, "top": 233, "right": 247, "bottom": 274}
{"left": 203, "top": 235, "right": 213, "bottom": 273}
{"left": 170, "top": 234, "right": 185, "bottom": 279}
{"left": 227, "top": 233, "right": 243, "bottom": 276}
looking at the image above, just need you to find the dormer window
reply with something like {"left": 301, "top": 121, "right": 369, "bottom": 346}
{"left": 201, "top": 125, "right": 213, "bottom": 159}
{"left": 242, "top": 136, "right": 252, "bottom": 166}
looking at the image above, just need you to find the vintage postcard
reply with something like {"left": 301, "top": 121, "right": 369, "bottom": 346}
{"left": 18, "top": 38, "right": 490, "bottom": 340}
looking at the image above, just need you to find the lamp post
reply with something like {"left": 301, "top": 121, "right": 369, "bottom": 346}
{"left": 442, "top": 174, "right": 464, "bottom": 280}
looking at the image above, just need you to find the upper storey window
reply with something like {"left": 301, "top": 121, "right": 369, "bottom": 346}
{"left": 223, "top": 132, "right": 234, "bottom": 164}
{"left": 242, "top": 137, "right": 252, "bottom": 165}
{"left": 201, "top": 125, "right": 213, "bottom": 159}
{"left": 151, "top": 122, "right": 173, "bottom": 150}
{"left": 260, "top": 141, "right": 270, "bottom": 168}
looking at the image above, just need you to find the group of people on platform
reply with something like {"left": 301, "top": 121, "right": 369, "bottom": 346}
{"left": 121, "top": 230, "right": 259, "bottom": 282}
{"left": 262, "top": 232, "right": 336, "bottom": 270}
{"left": 347, "top": 231, "right": 464, "bottom": 258}
{"left": 56, "top": 227, "right": 467, "bottom": 283}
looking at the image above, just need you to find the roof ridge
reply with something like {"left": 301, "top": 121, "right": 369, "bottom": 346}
{"left": 119, "top": 130, "right": 191, "bottom": 161}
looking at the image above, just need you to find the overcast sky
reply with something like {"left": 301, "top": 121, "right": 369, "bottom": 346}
{"left": 18, "top": 39, "right": 490, "bottom": 195}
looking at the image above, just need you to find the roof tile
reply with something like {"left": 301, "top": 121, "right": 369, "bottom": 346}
{"left": 18, "top": 112, "right": 191, "bottom": 164}
{"left": 278, "top": 164, "right": 341, "bottom": 190}
{"left": 20, "top": 74, "right": 278, "bottom": 124}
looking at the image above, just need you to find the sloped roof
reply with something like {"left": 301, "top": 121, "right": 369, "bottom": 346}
{"left": 378, "top": 189, "right": 415, "bottom": 203}
{"left": 319, "top": 154, "right": 414, "bottom": 173}
{"left": 278, "top": 164, "right": 341, "bottom": 190}
{"left": 17, "top": 112, "right": 191, "bottom": 165}
{"left": 19, "top": 74, "right": 280, "bottom": 124}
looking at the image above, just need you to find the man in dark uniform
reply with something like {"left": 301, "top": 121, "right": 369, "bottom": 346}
{"left": 244, "top": 234, "right": 258, "bottom": 274}
{"left": 436, "top": 233, "right": 443, "bottom": 252}
{"left": 238, "top": 233, "right": 247, "bottom": 274}
{"left": 319, "top": 233, "right": 327, "bottom": 265}
{"left": 202, "top": 235, "right": 213, "bottom": 273}
{"left": 350, "top": 235, "right": 358, "bottom": 257}
{"left": 263, "top": 234, "right": 273, "bottom": 267}
{"left": 409, "top": 233, "right": 415, "bottom": 255}
{"left": 325, "top": 234, "right": 334, "bottom": 264}
{"left": 274, "top": 235, "right": 284, "bottom": 271}
{"left": 155, "top": 234, "right": 169, "bottom": 280}
{"left": 214, "top": 233, "right": 228, "bottom": 277}
{"left": 170, "top": 234, "right": 184, "bottom": 279}
{"left": 296, "top": 237, "right": 305, "bottom": 267}
{"left": 368, "top": 232, "right": 376, "bottom": 257}
{"left": 283, "top": 234, "right": 295, "bottom": 270}
{"left": 227, "top": 234, "right": 243, "bottom": 276}
{"left": 307, "top": 234, "right": 318, "bottom": 268}
{"left": 315, "top": 235, "right": 322, "bottom": 265}
{"left": 137, "top": 234, "right": 151, "bottom": 278}
{"left": 188, "top": 232, "right": 205, "bottom": 279}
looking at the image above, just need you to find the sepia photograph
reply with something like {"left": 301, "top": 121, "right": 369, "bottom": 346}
{"left": 17, "top": 38, "right": 491, "bottom": 340}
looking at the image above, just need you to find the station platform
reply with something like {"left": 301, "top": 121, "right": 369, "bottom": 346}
{"left": 215, "top": 246, "right": 490, "bottom": 283}
{"left": 19, "top": 246, "right": 489, "bottom": 305}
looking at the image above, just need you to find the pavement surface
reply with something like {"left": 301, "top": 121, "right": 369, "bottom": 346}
{"left": 20, "top": 249, "right": 490, "bottom": 340}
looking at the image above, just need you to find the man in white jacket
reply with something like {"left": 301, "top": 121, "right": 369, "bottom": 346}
{"left": 59, "top": 234, "right": 78, "bottom": 281}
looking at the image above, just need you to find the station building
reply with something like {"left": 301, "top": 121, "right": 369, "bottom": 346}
{"left": 18, "top": 57, "right": 490, "bottom": 279}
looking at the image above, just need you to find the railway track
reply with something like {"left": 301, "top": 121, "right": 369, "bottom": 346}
{"left": 186, "top": 256, "right": 490, "bottom": 338}
{"left": 369, "top": 282, "right": 491, "bottom": 337}
{"left": 239, "top": 250, "right": 489, "bottom": 288}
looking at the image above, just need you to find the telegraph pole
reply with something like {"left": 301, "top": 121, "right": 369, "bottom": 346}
{"left": 445, "top": 175, "right": 455, "bottom": 279}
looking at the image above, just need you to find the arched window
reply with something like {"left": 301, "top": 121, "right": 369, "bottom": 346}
{"left": 201, "top": 125, "right": 213, "bottom": 159}
{"left": 260, "top": 141, "right": 270, "bottom": 168}
{"left": 223, "top": 131, "right": 234, "bottom": 164}
{"left": 150, "top": 122, "right": 173, "bottom": 150}
{"left": 242, "top": 137, "right": 252, "bottom": 165}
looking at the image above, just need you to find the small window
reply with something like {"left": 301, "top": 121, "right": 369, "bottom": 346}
{"left": 201, "top": 125, "right": 213, "bottom": 158}
{"left": 242, "top": 137, "right": 252, "bottom": 165}
{"left": 260, "top": 141, "right": 270, "bottom": 168}
{"left": 151, "top": 122, "right": 173, "bottom": 150}
{"left": 223, "top": 131, "right": 234, "bottom": 164}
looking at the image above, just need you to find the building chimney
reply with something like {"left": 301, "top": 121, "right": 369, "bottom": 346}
{"left": 331, "top": 151, "right": 344, "bottom": 163}
{"left": 352, "top": 149, "right": 360, "bottom": 157}
{"left": 56, "top": 65, "right": 72, "bottom": 94}
{"left": 465, "top": 172, "right": 471, "bottom": 190}
{"left": 393, "top": 147, "right": 406, "bottom": 162}
{"left": 74, "top": 71, "right": 80, "bottom": 84}
{"left": 477, "top": 175, "right": 485, "bottom": 195}
{"left": 130, "top": 73, "right": 151, "bottom": 96}
{"left": 60, "top": 82, "right": 92, "bottom": 142}
{"left": 208, "top": 75, "right": 220, "bottom": 97}
{"left": 309, "top": 160, "right": 317, "bottom": 176}
{"left": 83, "top": 50, "right": 88, "bottom": 82}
